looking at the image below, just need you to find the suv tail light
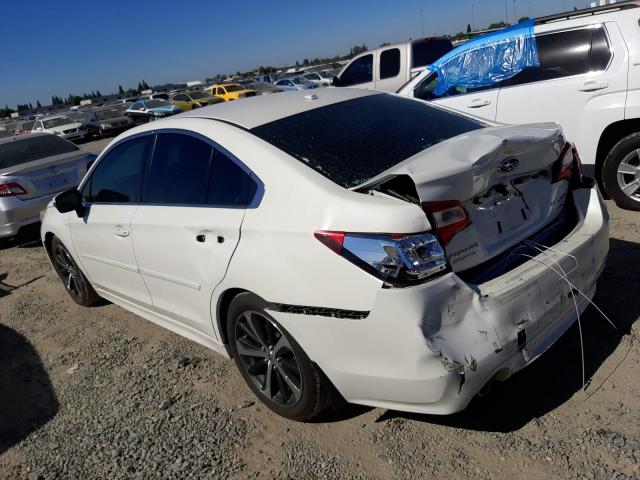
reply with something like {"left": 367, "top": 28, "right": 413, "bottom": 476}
{"left": 421, "top": 200, "right": 471, "bottom": 245}
{"left": 553, "top": 142, "right": 583, "bottom": 184}
{"left": 0, "top": 182, "right": 27, "bottom": 197}
{"left": 315, "top": 230, "right": 447, "bottom": 286}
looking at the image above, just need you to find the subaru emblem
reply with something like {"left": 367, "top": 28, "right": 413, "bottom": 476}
{"left": 498, "top": 158, "right": 519, "bottom": 173}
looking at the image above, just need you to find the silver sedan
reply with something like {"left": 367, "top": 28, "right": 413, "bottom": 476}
{"left": 0, "top": 133, "right": 95, "bottom": 239}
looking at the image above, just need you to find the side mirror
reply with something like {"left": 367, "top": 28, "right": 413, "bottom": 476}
{"left": 54, "top": 187, "right": 84, "bottom": 217}
{"left": 332, "top": 76, "right": 341, "bottom": 87}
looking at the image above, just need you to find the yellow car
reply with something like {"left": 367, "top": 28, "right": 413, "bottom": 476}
{"left": 169, "top": 91, "right": 224, "bottom": 111}
{"left": 206, "top": 83, "right": 257, "bottom": 102}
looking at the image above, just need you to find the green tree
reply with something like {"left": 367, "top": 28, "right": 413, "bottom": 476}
{"left": 467, "top": 23, "right": 472, "bottom": 33}
{"left": 36, "top": 100, "right": 42, "bottom": 108}
{"left": 118, "top": 85, "right": 125, "bottom": 95}
{"left": 518, "top": 16, "right": 530, "bottom": 23}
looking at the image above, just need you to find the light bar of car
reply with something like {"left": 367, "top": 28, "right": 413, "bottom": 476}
{"left": 421, "top": 200, "right": 471, "bottom": 245}
{"left": 553, "top": 142, "right": 583, "bottom": 184}
{"left": 314, "top": 230, "right": 447, "bottom": 286}
{"left": 0, "top": 182, "right": 27, "bottom": 197}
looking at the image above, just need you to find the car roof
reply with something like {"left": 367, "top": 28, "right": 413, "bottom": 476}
{"left": 179, "top": 88, "right": 378, "bottom": 129}
{"left": 0, "top": 132, "right": 54, "bottom": 146}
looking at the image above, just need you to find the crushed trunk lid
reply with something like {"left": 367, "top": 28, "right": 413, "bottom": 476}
{"left": 362, "top": 123, "right": 571, "bottom": 273}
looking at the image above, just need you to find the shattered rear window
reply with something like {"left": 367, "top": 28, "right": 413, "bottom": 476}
{"left": 249, "top": 93, "right": 483, "bottom": 188}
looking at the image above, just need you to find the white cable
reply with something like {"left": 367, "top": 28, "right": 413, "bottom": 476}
{"left": 524, "top": 240, "right": 616, "bottom": 330}
{"left": 518, "top": 252, "right": 586, "bottom": 389}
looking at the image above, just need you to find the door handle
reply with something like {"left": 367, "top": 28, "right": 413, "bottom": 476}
{"left": 196, "top": 232, "right": 224, "bottom": 243}
{"left": 468, "top": 99, "right": 491, "bottom": 108}
{"left": 114, "top": 225, "right": 130, "bottom": 237}
{"left": 577, "top": 81, "right": 609, "bottom": 92}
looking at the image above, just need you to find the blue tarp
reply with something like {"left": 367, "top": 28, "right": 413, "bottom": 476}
{"left": 428, "top": 20, "right": 539, "bottom": 96}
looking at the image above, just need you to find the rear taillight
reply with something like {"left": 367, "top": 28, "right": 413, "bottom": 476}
{"left": 0, "top": 182, "right": 27, "bottom": 197}
{"left": 315, "top": 230, "right": 447, "bottom": 286}
{"left": 421, "top": 200, "right": 471, "bottom": 245}
{"left": 553, "top": 143, "right": 583, "bottom": 184}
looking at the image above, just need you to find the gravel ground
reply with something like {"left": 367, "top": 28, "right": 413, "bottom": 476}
{"left": 0, "top": 148, "right": 639, "bottom": 479}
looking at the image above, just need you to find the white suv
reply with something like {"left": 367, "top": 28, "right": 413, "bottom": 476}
{"left": 398, "top": 1, "right": 640, "bottom": 210}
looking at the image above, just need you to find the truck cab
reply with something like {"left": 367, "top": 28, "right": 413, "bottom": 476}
{"left": 332, "top": 38, "right": 452, "bottom": 92}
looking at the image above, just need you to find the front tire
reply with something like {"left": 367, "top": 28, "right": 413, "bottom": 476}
{"left": 602, "top": 132, "right": 640, "bottom": 211}
{"left": 50, "top": 236, "right": 99, "bottom": 306}
{"left": 227, "top": 293, "right": 328, "bottom": 421}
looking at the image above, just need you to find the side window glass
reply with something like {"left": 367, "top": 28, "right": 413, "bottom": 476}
{"left": 340, "top": 54, "right": 373, "bottom": 86}
{"left": 380, "top": 48, "right": 400, "bottom": 79}
{"left": 208, "top": 149, "right": 257, "bottom": 207}
{"left": 508, "top": 28, "right": 592, "bottom": 86}
{"left": 590, "top": 27, "right": 611, "bottom": 71}
{"left": 86, "top": 136, "right": 152, "bottom": 203}
{"left": 414, "top": 73, "right": 492, "bottom": 100}
{"left": 146, "top": 133, "right": 212, "bottom": 205}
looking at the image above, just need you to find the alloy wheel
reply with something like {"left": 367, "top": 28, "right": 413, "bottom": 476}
{"left": 53, "top": 244, "right": 80, "bottom": 296}
{"left": 616, "top": 149, "right": 640, "bottom": 203}
{"left": 234, "top": 311, "right": 303, "bottom": 406}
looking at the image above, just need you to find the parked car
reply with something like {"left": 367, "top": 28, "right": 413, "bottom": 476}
{"left": 206, "top": 83, "right": 257, "bottom": 101}
{"left": 42, "top": 88, "right": 608, "bottom": 421}
{"left": 32, "top": 116, "right": 87, "bottom": 142}
{"left": 302, "top": 72, "right": 331, "bottom": 87}
{"left": 273, "top": 77, "right": 318, "bottom": 91}
{"left": 83, "top": 108, "right": 133, "bottom": 138}
{"left": 141, "top": 93, "right": 170, "bottom": 101}
{"left": 125, "top": 99, "right": 182, "bottom": 124}
{"left": 254, "top": 74, "right": 274, "bottom": 84}
{"left": 1, "top": 133, "right": 95, "bottom": 239}
{"left": 332, "top": 37, "right": 453, "bottom": 92}
{"left": 244, "top": 82, "right": 283, "bottom": 95}
{"left": 16, "top": 120, "right": 36, "bottom": 135}
{"left": 398, "top": 2, "right": 640, "bottom": 210}
{"left": 170, "top": 91, "right": 224, "bottom": 111}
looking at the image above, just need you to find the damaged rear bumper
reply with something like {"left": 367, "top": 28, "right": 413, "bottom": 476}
{"left": 272, "top": 185, "right": 609, "bottom": 415}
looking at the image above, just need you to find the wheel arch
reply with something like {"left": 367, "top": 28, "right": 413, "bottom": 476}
{"left": 215, "top": 287, "right": 251, "bottom": 349}
{"left": 596, "top": 118, "right": 640, "bottom": 193}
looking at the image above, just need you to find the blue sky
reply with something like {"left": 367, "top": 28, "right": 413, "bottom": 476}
{"left": 0, "top": 0, "right": 585, "bottom": 107}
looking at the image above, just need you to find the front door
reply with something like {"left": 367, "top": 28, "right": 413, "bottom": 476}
{"left": 69, "top": 135, "right": 154, "bottom": 306}
{"left": 411, "top": 71, "right": 499, "bottom": 121}
{"left": 131, "top": 132, "right": 257, "bottom": 336}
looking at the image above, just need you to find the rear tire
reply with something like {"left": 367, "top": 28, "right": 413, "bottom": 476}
{"left": 227, "top": 293, "right": 328, "bottom": 421}
{"left": 50, "top": 236, "right": 99, "bottom": 306}
{"left": 602, "top": 132, "right": 640, "bottom": 211}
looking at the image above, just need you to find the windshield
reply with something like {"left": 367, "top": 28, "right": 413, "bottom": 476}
{"left": 146, "top": 99, "right": 170, "bottom": 108}
{"left": 0, "top": 135, "right": 78, "bottom": 169}
{"left": 43, "top": 117, "right": 73, "bottom": 128}
{"left": 188, "top": 91, "right": 208, "bottom": 99}
{"left": 292, "top": 77, "right": 306, "bottom": 84}
{"left": 250, "top": 94, "right": 483, "bottom": 188}
{"left": 223, "top": 84, "right": 241, "bottom": 92}
{"left": 95, "top": 109, "right": 121, "bottom": 120}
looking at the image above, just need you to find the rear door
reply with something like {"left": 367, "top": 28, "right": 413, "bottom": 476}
{"left": 69, "top": 135, "right": 153, "bottom": 306}
{"left": 374, "top": 47, "right": 406, "bottom": 92}
{"left": 496, "top": 23, "right": 628, "bottom": 166}
{"left": 131, "top": 132, "right": 259, "bottom": 336}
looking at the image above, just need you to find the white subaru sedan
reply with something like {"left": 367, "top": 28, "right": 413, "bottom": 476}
{"left": 41, "top": 88, "right": 609, "bottom": 421}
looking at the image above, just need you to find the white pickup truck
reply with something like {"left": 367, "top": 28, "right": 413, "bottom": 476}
{"left": 331, "top": 37, "right": 452, "bottom": 92}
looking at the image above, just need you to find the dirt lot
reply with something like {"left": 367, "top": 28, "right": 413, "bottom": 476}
{"left": 0, "top": 145, "right": 639, "bottom": 479}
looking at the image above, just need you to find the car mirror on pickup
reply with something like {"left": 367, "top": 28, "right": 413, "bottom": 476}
{"left": 54, "top": 187, "right": 84, "bottom": 217}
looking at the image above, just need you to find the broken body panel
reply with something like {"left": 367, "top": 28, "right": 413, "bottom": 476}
{"left": 271, "top": 123, "right": 609, "bottom": 414}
